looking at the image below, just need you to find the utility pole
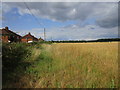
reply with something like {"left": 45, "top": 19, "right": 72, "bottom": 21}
{"left": 51, "top": 36, "right": 52, "bottom": 41}
{"left": 44, "top": 28, "right": 46, "bottom": 41}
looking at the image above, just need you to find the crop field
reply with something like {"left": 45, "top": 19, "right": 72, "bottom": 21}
{"left": 2, "top": 42, "right": 118, "bottom": 88}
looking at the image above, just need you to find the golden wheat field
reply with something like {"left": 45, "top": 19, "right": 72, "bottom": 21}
{"left": 3, "top": 42, "right": 118, "bottom": 88}
{"left": 25, "top": 42, "right": 118, "bottom": 88}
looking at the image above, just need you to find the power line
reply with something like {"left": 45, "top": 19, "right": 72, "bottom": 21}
{"left": 23, "top": 1, "right": 46, "bottom": 40}
{"left": 23, "top": 2, "right": 44, "bottom": 27}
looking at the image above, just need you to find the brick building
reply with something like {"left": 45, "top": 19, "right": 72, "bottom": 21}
{"left": 0, "top": 27, "right": 21, "bottom": 42}
{"left": 21, "top": 32, "right": 38, "bottom": 43}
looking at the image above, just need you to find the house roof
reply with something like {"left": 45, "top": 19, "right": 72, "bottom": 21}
{"left": 39, "top": 37, "right": 44, "bottom": 41}
{"left": 0, "top": 28, "right": 9, "bottom": 34}
{"left": 0, "top": 27, "right": 21, "bottom": 37}
{"left": 22, "top": 32, "right": 38, "bottom": 40}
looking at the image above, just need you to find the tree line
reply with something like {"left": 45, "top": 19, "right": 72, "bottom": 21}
{"left": 50, "top": 38, "right": 120, "bottom": 43}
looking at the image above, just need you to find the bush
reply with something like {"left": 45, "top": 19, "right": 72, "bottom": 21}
{"left": 2, "top": 43, "right": 32, "bottom": 86}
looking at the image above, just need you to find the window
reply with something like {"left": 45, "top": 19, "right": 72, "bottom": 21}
{"left": 17, "top": 37, "right": 19, "bottom": 39}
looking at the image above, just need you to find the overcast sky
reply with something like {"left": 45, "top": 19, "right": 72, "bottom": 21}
{"left": 2, "top": 2, "right": 118, "bottom": 40}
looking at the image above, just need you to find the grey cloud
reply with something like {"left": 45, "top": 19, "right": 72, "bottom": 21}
{"left": 96, "top": 16, "right": 118, "bottom": 28}
{"left": 2, "top": 2, "right": 118, "bottom": 28}
{"left": 95, "top": 3, "right": 118, "bottom": 28}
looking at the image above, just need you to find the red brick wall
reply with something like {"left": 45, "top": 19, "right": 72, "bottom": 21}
{"left": 1, "top": 36, "right": 9, "bottom": 42}
{"left": 21, "top": 38, "right": 33, "bottom": 42}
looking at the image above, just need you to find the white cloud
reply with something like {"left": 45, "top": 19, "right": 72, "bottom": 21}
{"left": 16, "top": 24, "right": 118, "bottom": 40}
{"left": 2, "top": 2, "right": 118, "bottom": 40}
{"left": 2, "top": 2, "right": 118, "bottom": 28}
